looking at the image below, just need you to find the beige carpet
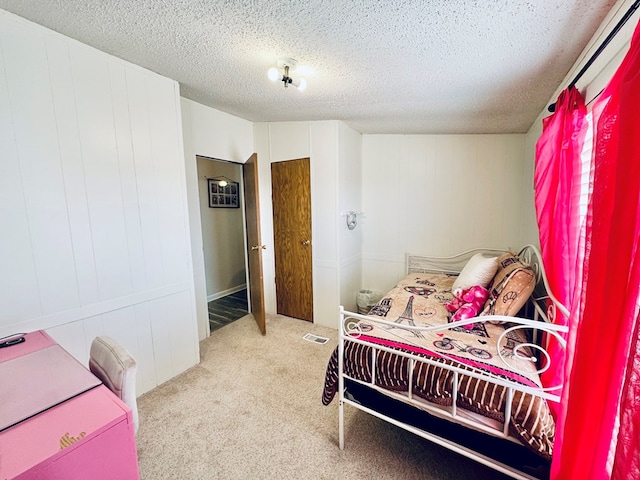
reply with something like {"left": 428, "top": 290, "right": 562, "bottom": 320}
{"left": 136, "top": 314, "right": 509, "bottom": 479}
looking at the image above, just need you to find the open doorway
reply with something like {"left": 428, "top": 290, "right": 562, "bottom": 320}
{"left": 196, "top": 156, "right": 249, "bottom": 333}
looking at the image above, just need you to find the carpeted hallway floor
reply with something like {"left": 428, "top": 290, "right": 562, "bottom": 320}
{"left": 135, "top": 314, "right": 510, "bottom": 480}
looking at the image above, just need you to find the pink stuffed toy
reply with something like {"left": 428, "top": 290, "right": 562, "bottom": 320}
{"left": 446, "top": 285, "right": 490, "bottom": 327}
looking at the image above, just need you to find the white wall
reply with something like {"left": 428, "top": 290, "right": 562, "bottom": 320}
{"left": 180, "top": 98, "right": 254, "bottom": 340}
{"left": 360, "top": 134, "right": 527, "bottom": 293}
{"left": 0, "top": 10, "right": 198, "bottom": 395}
{"left": 196, "top": 158, "right": 246, "bottom": 300}
{"left": 338, "top": 122, "right": 363, "bottom": 312}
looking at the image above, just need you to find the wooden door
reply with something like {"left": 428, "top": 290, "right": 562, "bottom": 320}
{"left": 243, "top": 153, "right": 266, "bottom": 335}
{"left": 271, "top": 158, "right": 313, "bottom": 322}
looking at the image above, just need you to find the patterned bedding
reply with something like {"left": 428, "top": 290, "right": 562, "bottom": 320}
{"left": 322, "top": 272, "right": 556, "bottom": 460}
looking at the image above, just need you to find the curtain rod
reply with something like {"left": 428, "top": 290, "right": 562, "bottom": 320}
{"left": 548, "top": 0, "right": 640, "bottom": 112}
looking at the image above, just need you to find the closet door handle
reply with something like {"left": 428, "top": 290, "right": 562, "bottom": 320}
{"left": 251, "top": 245, "right": 267, "bottom": 251}
{"left": 301, "top": 240, "right": 311, "bottom": 246}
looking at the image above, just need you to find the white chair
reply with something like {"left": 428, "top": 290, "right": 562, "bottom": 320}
{"left": 89, "top": 336, "right": 139, "bottom": 434}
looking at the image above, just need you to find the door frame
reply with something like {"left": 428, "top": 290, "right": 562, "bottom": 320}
{"left": 194, "top": 155, "right": 253, "bottom": 338}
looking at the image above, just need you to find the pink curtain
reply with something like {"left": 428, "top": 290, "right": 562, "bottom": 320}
{"left": 604, "top": 19, "right": 640, "bottom": 479}
{"left": 550, "top": 19, "right": 640, "bottom": 480}
{"left": 534, "top": 86, "right": 587, "bottom": 408}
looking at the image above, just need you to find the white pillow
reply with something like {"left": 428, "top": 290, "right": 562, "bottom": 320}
{"left": 451, "top": 253, "right": 499, "bottom": 294}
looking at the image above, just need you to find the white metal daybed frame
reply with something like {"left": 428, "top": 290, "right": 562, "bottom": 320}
{"left": 337, "top": 245, "right": 569, "bottom": 480}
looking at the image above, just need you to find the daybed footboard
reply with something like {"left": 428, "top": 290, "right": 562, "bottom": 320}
{"left": 325, "top": 311, "right": 567, "bottom": 454}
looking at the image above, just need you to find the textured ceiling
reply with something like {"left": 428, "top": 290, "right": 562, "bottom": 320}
{"left": 0, "top": 1, "right": 619, "bottom": 134}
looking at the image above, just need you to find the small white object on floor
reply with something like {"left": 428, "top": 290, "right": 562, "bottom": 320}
{"left": 303, "top": 333, "right": 328, "bottom": 344}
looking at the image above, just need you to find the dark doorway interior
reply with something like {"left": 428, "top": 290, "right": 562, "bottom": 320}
{"left": 208, "top": 290, "right": 249, "bottom": 332}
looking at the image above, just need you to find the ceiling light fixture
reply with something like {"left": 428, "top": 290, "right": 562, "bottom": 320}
{"left": 268, "top": 57, "right": 306, "bottom": 91}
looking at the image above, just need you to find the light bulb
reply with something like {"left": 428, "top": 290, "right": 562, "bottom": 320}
{"left": 267, "top": 67, "right": 280, "bottom": 82}
{"left": 297, "top": 78, "right": 307, "bottom": 91}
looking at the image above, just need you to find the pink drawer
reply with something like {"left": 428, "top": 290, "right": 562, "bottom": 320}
{"left": 0, "top": 386, "right": 139, "bottom": 479}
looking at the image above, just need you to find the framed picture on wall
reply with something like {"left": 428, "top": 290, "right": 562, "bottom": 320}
{"left": 208, "top": 178, "right": 239, "bottom": 208}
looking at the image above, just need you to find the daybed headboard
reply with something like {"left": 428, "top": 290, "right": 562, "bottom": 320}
{"left": 406, "top": 245, "right": 569, "bottom": 323}
{"left": 406, "top": 248, "right": 508, "bottom": 275}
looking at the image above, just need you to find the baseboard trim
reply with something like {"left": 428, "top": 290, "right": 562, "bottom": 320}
{"left": 207, "top": 284, "right": 247, "bottom": 303}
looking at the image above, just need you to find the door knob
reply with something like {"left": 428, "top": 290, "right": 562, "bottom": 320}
{"left": 301, "top": 240, "right": 311, "bottom": 246}
{"left": 251, "top": 245, "right": 267, "bottom": 251}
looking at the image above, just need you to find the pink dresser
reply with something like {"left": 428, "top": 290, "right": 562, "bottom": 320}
{"left": 0, "top": 331, "right": 139, "bottom": 479}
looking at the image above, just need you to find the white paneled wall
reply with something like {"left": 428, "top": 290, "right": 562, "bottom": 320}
{"left": 254, "top": 121, "right": 360, "bottom": 329}
{"left": 310, "top": 122, "right": 339, "bottom": 328}
{"left": 338, "top": 122, "right": 363, "bottom": 313}
{"left": 181, "top": 98, "right": 254, "bottom": 340}
{"left": 361, "top": 134, "right": 528, "bottom": 293}
{"left": 0, "top": 11, "right": 198, "bottom": 395}
{"left": 252, "top": 124, "right": 277, "bottom": 317}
